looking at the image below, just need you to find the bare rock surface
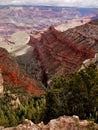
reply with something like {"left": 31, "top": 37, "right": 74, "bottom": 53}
{"left": 3, "top": 115, "right": 98, "bottom": 130}
{"left": 0, "top": 32, "right": 30, "bottom": 56}
{"left": 80, "top": 52, "right": 98, "bottom": 70}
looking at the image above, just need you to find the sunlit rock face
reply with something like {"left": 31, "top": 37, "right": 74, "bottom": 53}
{"left": 0, "top": 31, "right": 30, "bottom": 56}
{"left": 2, "top": 116, "right": 98, "bottom": 130}
{"left": 80, "top": 52, "right": 98, "bottom": 70}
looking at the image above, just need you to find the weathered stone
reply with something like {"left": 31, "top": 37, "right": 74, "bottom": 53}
{"left": 80, "top": 52, "right": 98, "bottom": 70}
{"left": 2, "top": 115, "right": 98, "bottom": 130}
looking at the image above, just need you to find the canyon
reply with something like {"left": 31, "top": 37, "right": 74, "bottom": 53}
{"left": 0, "top": 6, "right": 98, "bottom": 93}
{"left": 0, "top": 19, "right": 98, "bottom": 92}
{"left": 0, "top": 6, "right": 97, "bottom": 39}
{"left": 16, "top": 20, "right": 98, "bottom": 87}
{"left": 0, "top": 6, "right": 98, "bottom": 129}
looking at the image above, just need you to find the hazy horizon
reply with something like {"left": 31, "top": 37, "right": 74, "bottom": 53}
{"left": 0, "top": 0, "right": 98, "bottom": 8}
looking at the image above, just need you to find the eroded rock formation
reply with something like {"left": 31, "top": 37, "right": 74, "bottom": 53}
{"left": 17, "top": 20, "right": 98, "bottom": 87}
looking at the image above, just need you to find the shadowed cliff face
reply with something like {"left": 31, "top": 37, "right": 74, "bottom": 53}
{"left": 0, "top": 48, "right": 44, "bottom": 95}
{"left": 16, "top": 20, "right": 98, "bottom": 87}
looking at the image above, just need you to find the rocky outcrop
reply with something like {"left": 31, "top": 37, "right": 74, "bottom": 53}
{"left": 3, "top": 115, "right": 98, "bottom": 130}
{"left": 7, "top": 92, "right": 21, "bottom": 108}
{"left": 80, "top": 52, "right": 98, "bottom": 70}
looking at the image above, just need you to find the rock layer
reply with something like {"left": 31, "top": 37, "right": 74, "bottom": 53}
{"left": 17, "top": 20, "right": 98, "bottom": 87}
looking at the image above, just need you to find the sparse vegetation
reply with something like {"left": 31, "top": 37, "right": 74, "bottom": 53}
{"left": 0, "top": 63, "right": 98, "bottom": 127}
